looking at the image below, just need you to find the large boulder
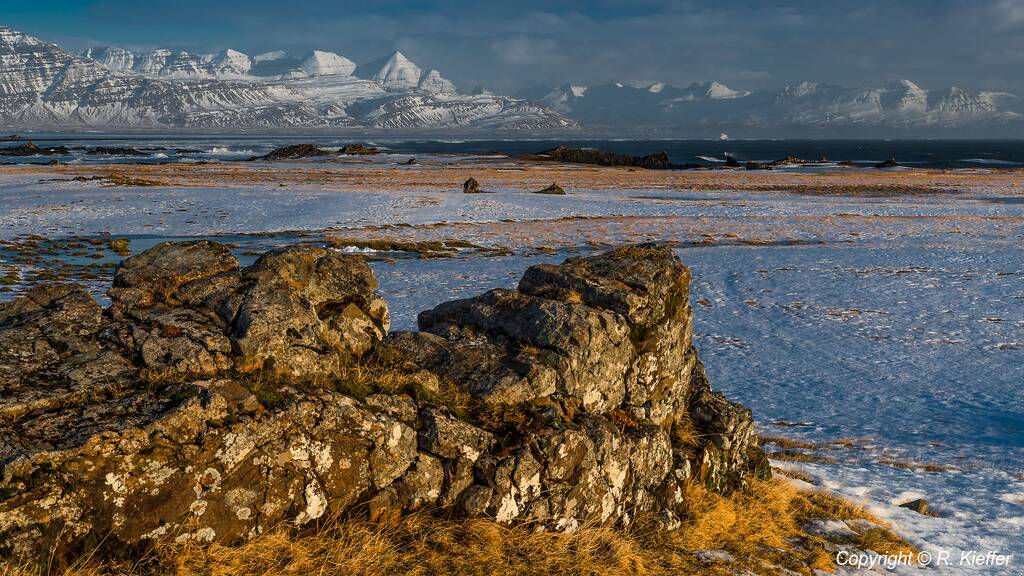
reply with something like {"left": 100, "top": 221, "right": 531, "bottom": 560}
{"left": 104, "top": 241, "right": 388, "bottom": 380}
{"left": 1, "top": 284, "right": 135, "bottom": 424}
{"left": 462, "top": 177, "right": 481, "bottom": 193}
{"left": 0, "top": 242, "right": 767, "bottom": 564}
{"left": 231, "top": 245, "right": 389, "bottom": 375}
{"left": 256, "top": 143, "right": 331, "bottom": 161}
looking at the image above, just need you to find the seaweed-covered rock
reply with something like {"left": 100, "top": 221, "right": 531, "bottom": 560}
{"left": 532, "top": 146, "right": 677, "bottom": 170}
{"left": 257, "top": 143, "right": 331, "bottom": 161}
{"left": 85, "top": 147, "right": 149, "bottom": 156}
{"left": 0, "top": 141, "right": 70, "bottom": 156}
{"left": 533, "top": 182, "right": 566, "bottom": 195}
{"left": 0, "top": 241, "right": 767, "bottom": 564}
{"left": 339, "top": 143, "right": 380, "bottom": 155}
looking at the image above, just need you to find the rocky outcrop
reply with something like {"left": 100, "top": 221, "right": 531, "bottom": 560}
{"left": 0, "top": 241, "right": 767, "bottom": 564}
{"left": 85, "top": 146, "right": 150, "bottom": 156}
{"left": 257, "top": 144, "right": 333, "bottom": 161}
{"left": 0, "top": 141, "right": 70, "bottom": 156}
{"left": 255, "top": 143, "right": 379, "bottom": 161}
{"left": 104, "top": 240, "right": 389, "bottom": 379}
{"left": 531, "top": 146, "right": 679, "bottom": 170}
{"left": 339, "top": 143, "right": 380, "bottom": 155}
{"left": 463, "top": 177, "right": 482, "bottom": 193}
{"left": 532, "top": 182, "right": 566, "bottom": 195}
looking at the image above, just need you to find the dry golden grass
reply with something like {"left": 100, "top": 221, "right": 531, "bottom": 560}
{"left": 764, "top": 450, "right": 838, "bottom": 465}
{"left": 829, "top": 437, "right": 872, "bottom": 450}
{"left": 5, "top": 479, "right": 920, "bottom": 576}
{"left": 772, "top": 466, "right": 818, "bottom": 485}
{"left": 563, "top": 290, "right": 584, "bottom": 305}
{"left": 876, "top": 457, "right": 956, "bottom": 473}
{"left": 607, "top": 245, "right": 665, "bottom": 260}
{"left": 758, "top": 435, "right": 821, "bottom": 450}
{"left": 234, "top": 345, "right": 473, "bottom": 417}
{"left": 671, "top": 414, "right": 701, "bottom": 449}
{"left": 8, "top": 157, "right": 1023, "bottom": 197}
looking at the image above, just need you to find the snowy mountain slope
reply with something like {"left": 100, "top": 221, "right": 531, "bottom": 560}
{"left": 522, "top": 78, "right": 1022, "bottom": 134}
{"left": 364, "top": 51, "right": 422, "bottom": 91}
{"left": 295, "top": 50, "right": 356, "bottom": 78}
{"left": 0, "top": 26, "right": 575, "bottom": 130}
{"left": 354, "top": 51, "right": 458, "bottom": 94}
{"left": 355, "top": 94, "right": 574, "bottom": 129}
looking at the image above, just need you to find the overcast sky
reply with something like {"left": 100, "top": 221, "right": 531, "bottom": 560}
{"left": 6, "top": 0, "right": 1024, "bottom": 94}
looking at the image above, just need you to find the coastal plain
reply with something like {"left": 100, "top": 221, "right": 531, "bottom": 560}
{"left": 1, "top": 154, "right": 1022, "bottom": 574}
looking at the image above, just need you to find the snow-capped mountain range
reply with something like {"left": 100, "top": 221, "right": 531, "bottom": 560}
{"left": 0, "top": 27, "right": 575, "bottom": 130}
{"left": 3, "top": 24, "right": 1022, "bottom": 135}
{"left": 520, "top": 79, "right": 1024, "bottom": 136}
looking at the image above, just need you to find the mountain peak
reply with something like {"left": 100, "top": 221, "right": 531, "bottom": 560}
{"left": 298, "top": 50, "right": 356, "bottom": 77}
{"left": 253, "top": 50, "right": 289, "bottom": 63}
{"left": 0, "top": 27, "right": 42, "bottom": 49}
{"left": 881, "top": 79, "right": 928, "bottom": 111}
{"left": 888, "top": 79, "right": 923, "bottom": 91}
{"left": 368, "top": 50, "right": 422, "bottom": 91}
{"left": 418, "top": 69, "right": 456, "bottom": 95}
{"left": 219, "top": 48, "right": 247, "bottom": 59}
{"left": 705, "top": 81, "right": 750, "bottom": 99}
{"left": 677, "top": 81, "right": 750, "bottom": 100}
{"left": 83, "top": 46, "right": 135, "bottom": 71}
{"left": 210, "top": 48, "right": 251, "bottom": 76}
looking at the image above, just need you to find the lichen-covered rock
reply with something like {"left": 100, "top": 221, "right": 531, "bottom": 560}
{"left": 104, "top": 241, "right": 388, "bottom": 380}
{"left": 0, "top": 284, "right": 136, "bottom": 425}
{"left": 231, "top": 245, "right": 389, "bottom": 375}
{"left": 108, "top": 240, "right": 239, "bottom": 311}
{"left": 1, "top": 379, "right": 416, "bottom": 553}
{"left": 419, "top": 288, "right": 633, "bottom": 412}
{"left": 0, "top": 241, "right": 767, "bottom": 564}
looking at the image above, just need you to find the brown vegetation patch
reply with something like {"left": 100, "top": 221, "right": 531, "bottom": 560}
{"left": 876, "top": 457, "right": 956, "bottom": 473}
{"left": 47, "top": 172, "right": 169, "bottom": 187}
{"left": 766, "top": 450, "right": 838, "bottom": 465}
{"left": 5, "top": 479, "right": 919, "bottom": 576}
{"left": 9, "top": 158, "right": 1022, "bottom": 197}
{"left": 759, "top": 435, "right": 821, "bottom": 450}
{"left": 324, "top": 237, "right": 507, "bottom": 259}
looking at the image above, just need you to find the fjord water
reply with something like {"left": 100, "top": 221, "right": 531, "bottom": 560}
{"left": 4, "top": 134, "right": 1024, "bottom": 168}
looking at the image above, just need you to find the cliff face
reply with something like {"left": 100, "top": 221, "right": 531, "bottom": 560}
{"left": 0, "top": 242, "right": 767, "bottom": 563}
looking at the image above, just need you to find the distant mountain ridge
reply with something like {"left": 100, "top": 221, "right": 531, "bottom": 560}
{"left": 3, "top": 24, "right": 1021, "bottom": 135}
{"left": 520, "top": 79, "right": 1024, "bottom": 136}
{"left": 0, "top": 26, "right": 576, "bottom": 131}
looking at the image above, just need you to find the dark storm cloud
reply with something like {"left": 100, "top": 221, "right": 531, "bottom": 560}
{"left": 6, "top": 0, "right": 1024, "bottom": 93}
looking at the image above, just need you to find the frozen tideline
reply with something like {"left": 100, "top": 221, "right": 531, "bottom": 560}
{"left": 0, "top": 161, "right": 1021, "bottom": 574}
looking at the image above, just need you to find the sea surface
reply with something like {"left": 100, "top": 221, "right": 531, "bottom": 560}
{"left": 3, "top": 133, "right": 1024, "bottom": 168}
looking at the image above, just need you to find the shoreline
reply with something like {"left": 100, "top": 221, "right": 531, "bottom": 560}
{"left": 1, "top": 156, "right": 1022, "bottom": 573}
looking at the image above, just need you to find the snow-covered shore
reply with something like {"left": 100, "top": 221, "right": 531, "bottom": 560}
{"left": 1, "top": 161, "right": 1021, "bottom": 571}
